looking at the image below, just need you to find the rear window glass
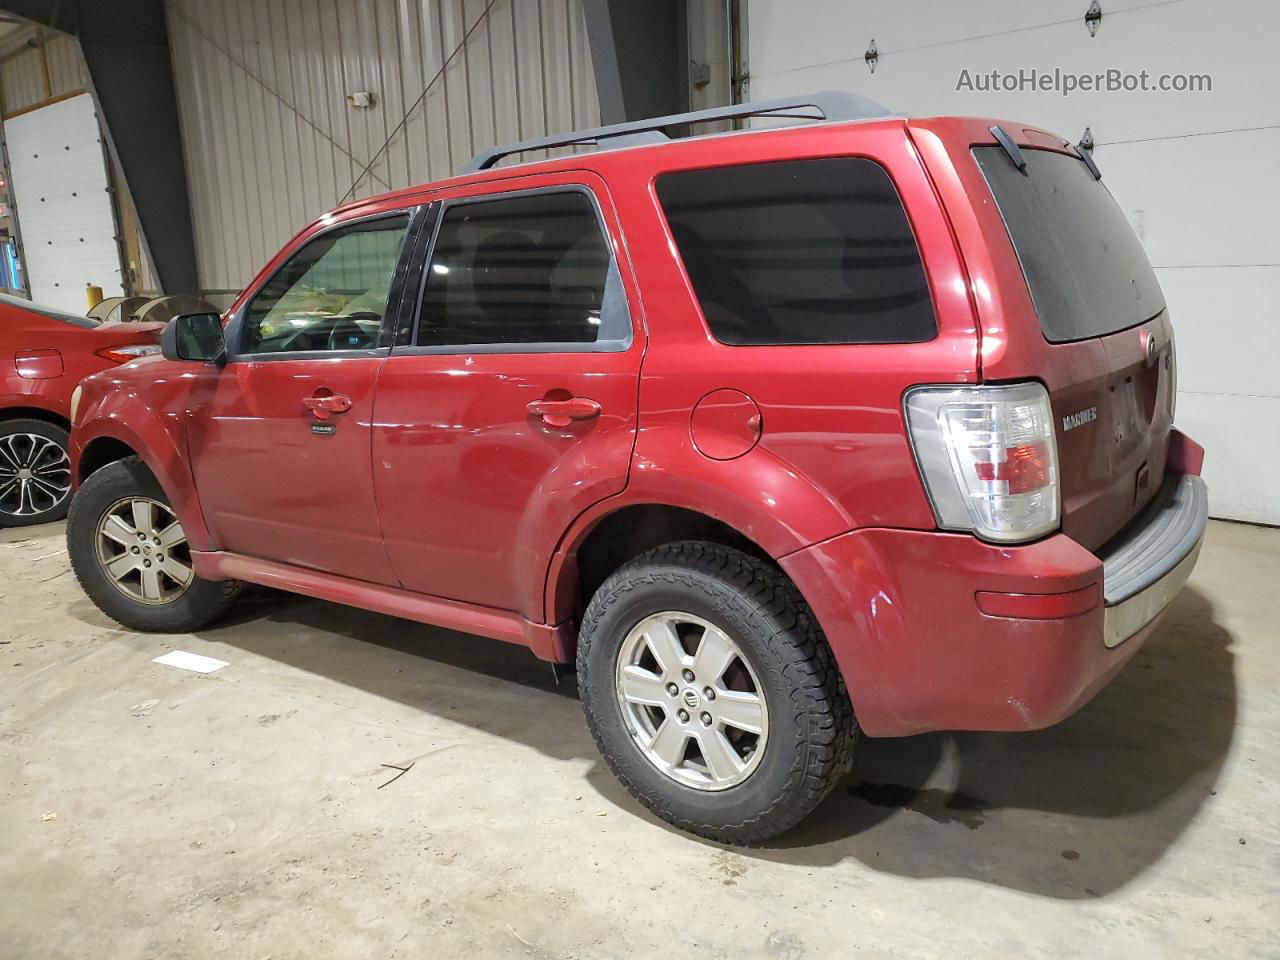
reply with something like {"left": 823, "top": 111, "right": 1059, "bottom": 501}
{"left": 656, "top": 158, "right": 936, "bottom": 345}
{"left": 974, "top": 146, "right": 1165, "bottom": 343}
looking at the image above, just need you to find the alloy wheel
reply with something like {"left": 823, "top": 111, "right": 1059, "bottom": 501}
{"left": 615, "top": 611, "right": 769, "bottom": 791}
{"left": 0, "top": 433, "right": 71, "bottom": 518}
{"left": 94, "top": 497, "right": 194, "bottom": 604}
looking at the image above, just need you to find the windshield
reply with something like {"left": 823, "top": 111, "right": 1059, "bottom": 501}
{"left": 0, "top": 291, "right": 101, "bottom": 328}
{"left": 974, "top": 146, "right": 1165, "bottom": 343}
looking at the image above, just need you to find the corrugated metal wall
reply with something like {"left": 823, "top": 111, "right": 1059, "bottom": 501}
{"left": 0, "top": 32, "right": 88, "bottom": 115}
{"left": 167, "top": 0, "right": 601, "bottom": 297}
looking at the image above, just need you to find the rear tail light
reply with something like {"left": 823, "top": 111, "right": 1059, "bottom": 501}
{"left": 905, "top": 382, "right": 1060, "bottom": 543}
{"left": 96, "top": 344, "right": 161, "bottom": 364}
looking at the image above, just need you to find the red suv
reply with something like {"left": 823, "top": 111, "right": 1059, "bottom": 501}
{"left": 65, "top": 94, "right": 1206, "bottom": 843}
{"left": 0, "top": 293, "right": 162, "bottom": 526}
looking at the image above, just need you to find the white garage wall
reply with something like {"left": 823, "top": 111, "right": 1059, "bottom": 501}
{"left": 5, "top": 93, "right": 125, "bottom": 312}
{"left": 747, "top": 0, "right": 1280, "bottom": 524}
{"left": 166, "top": 0, "right": 600, "bottom": 299}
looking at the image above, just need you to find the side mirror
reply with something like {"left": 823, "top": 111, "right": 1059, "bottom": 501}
{"left": 162, "top": 312, "right": 227, "bottom": 364}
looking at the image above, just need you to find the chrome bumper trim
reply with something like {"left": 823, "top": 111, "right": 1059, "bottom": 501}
{"left": 1103, "top": 535, "right": 1202, "bottom": 648}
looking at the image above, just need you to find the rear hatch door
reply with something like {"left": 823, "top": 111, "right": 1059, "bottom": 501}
{"left": 972, "top": 141, "right": 1176, "bottom": 551}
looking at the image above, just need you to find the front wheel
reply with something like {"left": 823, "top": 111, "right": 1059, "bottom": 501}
{"left": 577, "top": 541, "right": 856, "bottom": 845}
{"left": 67, "top": 457, "right": 241, "bottom": 632}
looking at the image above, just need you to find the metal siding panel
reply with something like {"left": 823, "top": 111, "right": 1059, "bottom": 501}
{"left": 44, "top": 34, "right": 84, "bottom": 98}
{"left": 165, "top": 0, "right": 598, "bottom": 287}
{"left": 233, "top": 0, "right": 274, "bottom": 269}
{"left": 243, "top": 0, "right": 290, "bottom": 252}
{"left": 168, "top": 11, "right": 222, "bottom": 291}
{"left": 540, "top": 0, "right": 573, "bottom": 158}
{"left": 513, "top": 0, "right": 547, "bottom": 143}
{"left": 373, "top": 0, "right": 411, "bottom": 191}
{"left": 487, "top": 1, "right": 519, "bottom": 144}
{"left": 463, "top": 0, "right": 496, "bottom": 154}
{"left": 216, "top": 0, "right": 261, "bottom": 281}
{"left": 419, "top": 1, "right": 452, "bottom": 182}
{"left": 180, "top": 2, "right": 234, "bottom": 289}
{"left": 2, "top": 49, "right": 46, "bottom": 114}
{"left": 395, "top": 0, "right": 430, "bottom": 185}
{"left": 440, "top": 0, "right": 473, "bottom": 173}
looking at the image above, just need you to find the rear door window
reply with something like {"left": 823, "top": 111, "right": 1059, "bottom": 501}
{"left": 414, "top": 189, "right": 629, "bottom": 350}
{"left": 974, "top": 146, "right": 1165, "bottom": 342}
{"left": 655, "top": 158, "right": 936, "bottom": 345}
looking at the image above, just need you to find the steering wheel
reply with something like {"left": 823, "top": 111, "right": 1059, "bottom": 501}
{"left": 325, "top": 312, "right": 382, "bottom": 351}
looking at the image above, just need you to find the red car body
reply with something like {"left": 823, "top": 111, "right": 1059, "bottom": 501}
{"left": 1, "top": 294, "right": 163, "bottom": 524}
{"left": 0, "top": 295, "right": 164, "bottom": 426}
{"left": 69, "top": 114, "right": 1204, "bottom": 737}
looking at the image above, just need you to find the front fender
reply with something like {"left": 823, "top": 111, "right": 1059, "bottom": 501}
{"left": 72, "top": 385, "right": 210, "bottom": 551}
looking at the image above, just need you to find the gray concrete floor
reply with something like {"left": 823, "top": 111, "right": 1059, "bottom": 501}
{"left": 1, "top": 519, "right": 1277, "bottom": 959}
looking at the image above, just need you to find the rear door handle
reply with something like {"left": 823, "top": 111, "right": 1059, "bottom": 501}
{"left": 526, "top": 396, "right": 602, "bottom": 428}
{"left": 302, "top": 392, "right": 353, "bottom": 420}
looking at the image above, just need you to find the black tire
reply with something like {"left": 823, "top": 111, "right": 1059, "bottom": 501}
{"left": 0, "top": 418, "right": 72, "bottom": 527}
{"left": 67, "top": 456, "right": 241, "bottom": 632}
{"left": 577, "top": 541, "right": 856, "bottom": 845}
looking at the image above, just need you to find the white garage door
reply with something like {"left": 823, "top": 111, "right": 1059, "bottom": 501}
{"left": 748, "top": 0, "right": 1280, "bottom": 524}
{"left": 5, "top": 92, "right": 125, "bottom": 314}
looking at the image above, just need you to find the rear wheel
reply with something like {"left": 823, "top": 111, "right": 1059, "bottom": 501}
{"left": 0, "top": 419, "right": 72, "bottom": 527}
{"left": 577, "top": 541, "right": 856, "bottom": 844}
{"left": 67, "top": 457, "right": 241, "bottom": 631}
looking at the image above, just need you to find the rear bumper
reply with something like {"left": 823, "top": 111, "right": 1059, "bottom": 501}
{"left": 1099, "top": 472, "right": 1208, "bottom": 647}
{"left": 781, "top": 444, "right": 1207, "bottom": 737}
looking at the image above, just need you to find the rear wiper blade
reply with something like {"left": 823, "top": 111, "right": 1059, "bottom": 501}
{"left": 989, "top": 125, "right": 1027, "bottom": 173}
{"left": 1077, "top": 144, "right": 1102, "bottom": 180}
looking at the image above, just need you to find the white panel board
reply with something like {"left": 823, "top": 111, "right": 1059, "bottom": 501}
{"left": 748, "top": 0, "right": 1280, "bottom": 523}
{"left": 6, "top": 93, "right": 123, "bottom": 313}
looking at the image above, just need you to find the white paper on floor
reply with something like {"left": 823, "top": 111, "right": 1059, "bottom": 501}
{"left": 152, "top": 650, "right": 229, "bottom": 674}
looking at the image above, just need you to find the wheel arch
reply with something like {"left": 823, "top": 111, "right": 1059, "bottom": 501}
{"left": 0, "top": 405, "right": 71, "bottom": 431}
{"left": 552, "top": 503, "right": 773, "bottom": 624}
{"left": 72, "top": 416, "right": 211, "bottom": 551}
{"left": 78, "top": 435, "right": 141, "bottom": 483}
{"left": 542, "top": 449, "right": 854, "bottom": 630}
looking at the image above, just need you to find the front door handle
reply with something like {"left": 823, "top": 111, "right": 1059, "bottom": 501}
{"left": 526, "top": 396, "right": 602, "bottom": 428}
{"left": 302, "top": 392, "right": 353, "bottom": 420}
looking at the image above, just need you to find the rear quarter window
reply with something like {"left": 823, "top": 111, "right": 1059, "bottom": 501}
{"left": 656, "top": 157, "right": 936, "bottom": 346}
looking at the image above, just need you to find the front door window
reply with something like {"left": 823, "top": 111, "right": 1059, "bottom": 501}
{"left": 241, "top": 214, "right": 410, "bottom": 355}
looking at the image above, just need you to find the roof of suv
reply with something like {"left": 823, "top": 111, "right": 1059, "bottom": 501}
{"left": 328, "top": 91, "right": 908, "bottom": 218}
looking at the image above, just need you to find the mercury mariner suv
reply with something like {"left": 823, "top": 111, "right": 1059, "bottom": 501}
{"left": 65, "top": 93, "right": 1207, "bottom": 844}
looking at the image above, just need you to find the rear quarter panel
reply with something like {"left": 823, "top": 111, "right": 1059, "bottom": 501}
{"left": 582, "top": 119, "right": 981, "bottom": 549}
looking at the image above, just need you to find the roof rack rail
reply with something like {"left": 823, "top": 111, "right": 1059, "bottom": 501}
{"left": 460, "top": 90, "right": 893, "bottom": 173}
